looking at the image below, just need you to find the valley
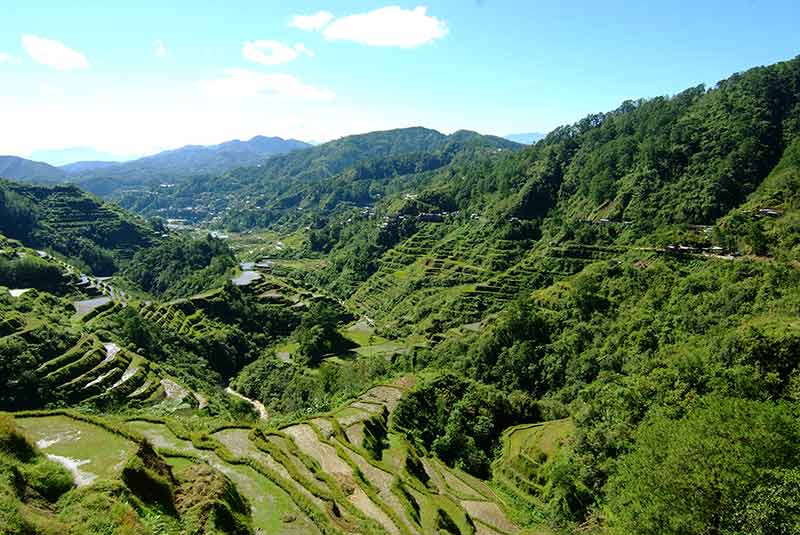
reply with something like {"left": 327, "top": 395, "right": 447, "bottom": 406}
{"left": 1, "top": 55, "right": 800, "bottom": 535}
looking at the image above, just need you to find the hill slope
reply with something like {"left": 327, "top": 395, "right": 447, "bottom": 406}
{"left": 0, "top": 179, "right": 157, "bottom": 274}
{"left": 114, "top": 127, "right": 522, "bottom": 226}
{"left": 0, "top": 155, "right": 67, "bottom": 183}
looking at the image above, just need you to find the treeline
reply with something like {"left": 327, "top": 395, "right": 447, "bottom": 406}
{"left": 123, "top": 235, "right": 236, "bottom": 298}
{"left": 0, "top": 255, "right": 64, "bottom": 292}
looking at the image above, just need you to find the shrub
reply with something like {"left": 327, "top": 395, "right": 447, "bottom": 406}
{"left": 0, "top": 415, "right": 36, "bottom": 462}
{"left": 22, "top": 458, "right": 74, "bottom": 501}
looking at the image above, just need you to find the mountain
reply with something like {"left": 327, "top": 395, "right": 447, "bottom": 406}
{"left": 72, "top": 135, "right": 312, "bottom": 195}
{"left": 504, "top": 132, "right": 546, "bottom": 144}
{"left": 59, "top": 160, "right": 120, "bottom": 173}
{"left": 30, "top": 147, "right": 129, "bottom": 167}
{"left": 114, "top": 126, "right": 522, "bottom": 224}
{"left": 0, "top": 155, "right": 67, "bottom": 183}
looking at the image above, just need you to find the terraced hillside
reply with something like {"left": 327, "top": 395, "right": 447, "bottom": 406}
{"left": 345, "top": 220, "right": 629, "bottom": 336}
{"left": 6, "top": 412, "right": 253, "bottom": 534}
{"left": 14, "top": 377, "right": 526, "bottom": 535}
{"left": 491, "top": 420, "right": 575, "bottom": 521}
{"left": 0, "top": 239, "right": 199, "bottom": 413}
{"left": 0, "top": 179, "right": 158, "bottom": 274}
{"left": 1, "top": 312, "right": 196, "bottom": 410}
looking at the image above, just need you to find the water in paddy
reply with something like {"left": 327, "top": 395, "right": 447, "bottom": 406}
{"left": 15, "top": 415, "right": 137, "bottom": 486}
{"left": 128, "top": 420, "right": 320, "bottom": 534}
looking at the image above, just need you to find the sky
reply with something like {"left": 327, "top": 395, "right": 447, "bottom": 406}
{"left": 1, "top": 0, "right": 798, "bottom": 160}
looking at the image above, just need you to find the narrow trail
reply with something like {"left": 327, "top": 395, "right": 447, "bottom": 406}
{"left": 225, "top": 386, "right": 269, "bottom": 420}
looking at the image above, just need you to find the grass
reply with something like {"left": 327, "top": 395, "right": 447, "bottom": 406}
{"left": 506, "top": 419, "right": 574, "bottom": 461}
{"left": 352, "top": 341, "right": 406, "bottom": 358}
{"left": 341, "top": 322, "right": 389, "bottom": 347}
{"left": 228, "top": 229, "right": 311, "bottom": 260}
{"left": 488, "top": 419, "right": 575, "bottom": 535}
{"left": 275, "top": 340, "right": 299, "bottom": 361}
{"left": 164, "top": 455, "right": 195, "bottom": 472}
{"left": 220, "top": 462, "right": 320, "bottom": 534}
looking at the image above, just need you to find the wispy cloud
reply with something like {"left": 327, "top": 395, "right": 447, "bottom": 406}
{"left": 289, "top": 11, "right": 335, "bottom": 31}
{"left": 0, "top": 52, "right": 22, "bottom": 64}
{"left": 154, "top": 39, "right": 167, "bottom": 57}
{"left": 198, "top": 68, "right": 334, "bottom": 101}
{"left": 291, "top": 6, "right": 448, "bottom": 48}
{"left": 242, "top": 40, "right": 313, "bottom": 66}
{"left": 21, "top": 34, "right": 89, "bottom": 70}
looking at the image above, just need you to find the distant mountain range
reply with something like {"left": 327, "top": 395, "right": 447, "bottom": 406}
{"left": 73, "top": 135, "right": 312, "bottom": 195}
{"left": 0, "top": 156, "right": 66, "bottom": 183}
{"left": 504, "top": 132, "right": 546, "bottom": 144}
{"left": 60, "top": 160, "right": 120, "bottom": 174}
{"left": 30, "top": 147, "right": 132, "bottom": 167}
{"left": 0, "top": 135, "right": 311, "bottom": 194}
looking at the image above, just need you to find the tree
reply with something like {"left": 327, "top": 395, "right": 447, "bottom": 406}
{"left": 293, "top": 303, "right": 351, "bottom": 365}
{"left": 606, "top": 397, "right": 800, "bottom": 535}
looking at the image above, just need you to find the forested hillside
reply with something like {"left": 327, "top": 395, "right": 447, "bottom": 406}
{"left": 0, "top": 179, "right": 158, "bottom": 274}
{"left": 229, "top": 56, "right": 800, "bottom": 533}
{"left": 113, "top": 127, "right": 521, "bottom": 228}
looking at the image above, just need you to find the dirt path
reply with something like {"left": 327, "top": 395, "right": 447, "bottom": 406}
{"left": 225, "top": 387, "right": 269, "bottom": 420}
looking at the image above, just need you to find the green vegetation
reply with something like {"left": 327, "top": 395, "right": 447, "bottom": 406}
{"left": 606, "top": 398, "right": 800, "bottom": 535}
{"left": 1, "top": 413, "right": 267, "bottom": 535}
{"left": 112, "top": 127, "right": 520, "bottom": 230}
{"left": 0, "top": 179, "right": 157, "bottom": 275}
{"left": 122, "top": 235, "right": 236, "bottom": 298}
{"left": 293, "top": 303, "right": 355, "bottom": 365}
{"left": 393, "top": 373, "right": 537, "bottom": 478}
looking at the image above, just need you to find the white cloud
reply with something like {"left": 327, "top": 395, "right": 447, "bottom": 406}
{"left": 0, "top": 79, "right": 438, "bottom": 157}
{"left": 290, "top": 11, "right": 335, "bottom": 31}
{"left": 242, "top": 40, "right": 313, "bottom": 66}
{"left": 321, "top": 6, "right": 447, "bottom": 48}
{"left": 197, "top": 68, "right": 334, "bottom": 101}
{"left": 21, "top": 34, "right": 89, "bottom": 70}
{"left": 154, "top": 40, "right": 167, "bottom": 57}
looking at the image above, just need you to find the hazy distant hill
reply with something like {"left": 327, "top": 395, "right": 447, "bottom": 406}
{"left": 31, "top": 147, "right": 128, "bottom": 167}
{"left": 2, "top": 136, "right": 313, "bottom": 196}
{"left": 504, "top": 132, "right": 546, "bottom": 144}
{"left": 73, "top": 135, "right": 311, "bottom": 194}
{"left": 0, "top": 155, "right": 66, "bottom": 183}
{"left": 60, "top": 160, "right": 120, "bottom": 174}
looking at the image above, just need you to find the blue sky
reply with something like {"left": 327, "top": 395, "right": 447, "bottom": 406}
{"left": 1, "top": 1, "right": 798, "bottom": 158}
